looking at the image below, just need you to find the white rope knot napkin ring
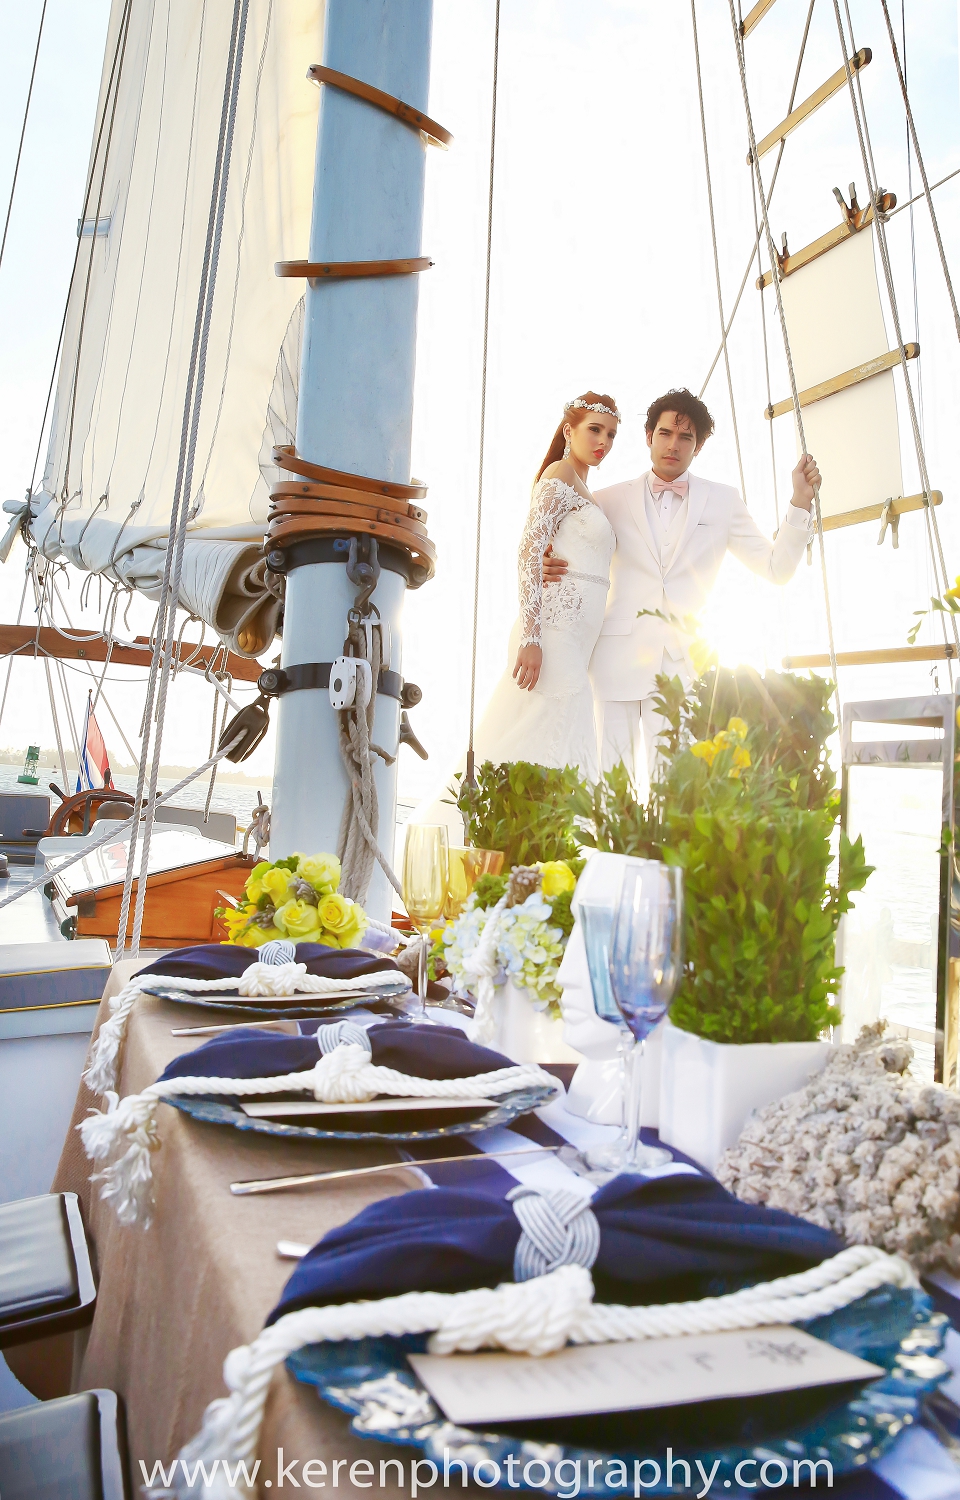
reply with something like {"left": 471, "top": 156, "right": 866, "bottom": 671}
{"left": 153, "top": 1245, "right": 917, "bottom": 1500}
{"left": 83, "top": 958, "right": 410, "bottom": 1096}
{"left": 79, "top": 1026, "right": 556, "bottom": 1228}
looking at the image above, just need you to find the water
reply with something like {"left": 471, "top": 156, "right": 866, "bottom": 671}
{"left": 0, "top": 763, "right": 268, "bottom": 829}
{"left": 0, "top": 763, "right": 420, "bottom": 865}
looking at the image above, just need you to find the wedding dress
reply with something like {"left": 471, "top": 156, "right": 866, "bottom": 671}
{"left": 472, "top": 477, "right": 615, "bottom": 780}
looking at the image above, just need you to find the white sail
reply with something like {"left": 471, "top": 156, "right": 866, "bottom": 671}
{"left": 774, "top": 226, "right": 905, "bottom": 520}
{"left": 27, "top": 0, "right": 322, "bottom": 656}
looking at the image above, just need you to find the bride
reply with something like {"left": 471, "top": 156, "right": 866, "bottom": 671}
{"left": 471, "top": 391, "right": 619, "bottom": 780}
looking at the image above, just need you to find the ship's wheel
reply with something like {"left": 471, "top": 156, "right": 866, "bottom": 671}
{"left": 46, "top": 789, "right": 136, "bottom": 838}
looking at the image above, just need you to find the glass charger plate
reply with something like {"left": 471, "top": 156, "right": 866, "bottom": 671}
{"left": 139, "top": 980, "right": 410, "bottom": 1019}
{"left": 165, "top": 1081, "right": 556, "bottom": 1142}
{"left": 286, "top": 1287, "right": 949, "bottom": 1495}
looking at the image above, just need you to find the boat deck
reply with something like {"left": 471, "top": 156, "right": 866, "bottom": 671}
{"left": 0, "top": 859, "right": 65, "bottom": 1412}
{"left": 0, "top": 858, "right": 65, "bottom": 947}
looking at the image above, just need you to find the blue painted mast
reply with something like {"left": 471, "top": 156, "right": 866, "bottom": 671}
{"left": 268, "top": 0, "right": 435, "bottom": 922}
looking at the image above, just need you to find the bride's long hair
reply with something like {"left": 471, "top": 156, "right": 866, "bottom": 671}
{"left": 536, "top": 391, "right": 619, "bottom": 482}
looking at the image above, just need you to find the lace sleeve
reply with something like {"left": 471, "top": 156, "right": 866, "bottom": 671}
{"left": 518, "top": 478, "right": 580, "bottom": 647}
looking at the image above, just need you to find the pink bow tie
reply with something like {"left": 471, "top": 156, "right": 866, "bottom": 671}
{"left": 650, "top": 473, "right": 689, "bottom": 498}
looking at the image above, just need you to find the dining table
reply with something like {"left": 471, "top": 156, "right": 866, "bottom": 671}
{"left": 39, "top": 959, "right": 960, "bottom": 1500}
{"left": 49, "top": 960, "right": 445, "bottom": 1495}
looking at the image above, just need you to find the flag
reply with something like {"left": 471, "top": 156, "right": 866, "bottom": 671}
{"left": 76, "top": 693, "right": 112, "bottom": 793}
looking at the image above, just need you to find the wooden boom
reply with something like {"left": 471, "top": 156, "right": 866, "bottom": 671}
{"left": 0, "top": 627, "right": 263, "bottom": 682}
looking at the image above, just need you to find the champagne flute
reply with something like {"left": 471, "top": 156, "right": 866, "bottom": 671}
{"left": 402, "top": 824, "right": 449, "bottom": 1012}
{"left": 609, "top": 859, "right": 684, "bottom": 1172}
{"left": 444, "top": 849, "right": 470, "bottom": 920}
{"left": 578, "top": 895, "right": 633, "bottom": 1171}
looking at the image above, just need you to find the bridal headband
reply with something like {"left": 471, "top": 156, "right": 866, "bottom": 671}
{"left": 564, "top": 398, "right": 622, "bottom": 421}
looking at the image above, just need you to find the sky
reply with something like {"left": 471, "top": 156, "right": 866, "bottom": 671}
{"left": 0, "top": 0, "right": 959, "bottom": 808}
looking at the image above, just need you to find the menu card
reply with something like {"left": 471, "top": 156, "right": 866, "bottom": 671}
{"left": 240, "top": 1096, "right": 495, "bottom": 1119}
{"left": 408, "top": 1326, "right": 883, "bottom": 1426}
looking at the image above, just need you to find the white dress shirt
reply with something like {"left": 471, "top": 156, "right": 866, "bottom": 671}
{"left": 645, "top": 477, "right": 810, "bottom": 542}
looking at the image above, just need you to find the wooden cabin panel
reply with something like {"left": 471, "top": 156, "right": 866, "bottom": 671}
{"left": 73, "top": 862, "right": 253, "bottom": 944}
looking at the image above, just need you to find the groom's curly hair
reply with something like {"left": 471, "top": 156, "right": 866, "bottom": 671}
{"left": 645, "top": 388, "right": 715, "bottom": 445}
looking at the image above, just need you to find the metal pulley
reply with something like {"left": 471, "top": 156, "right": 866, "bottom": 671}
{"left": 217, "top": 693, "right": 272, "bottom": 763}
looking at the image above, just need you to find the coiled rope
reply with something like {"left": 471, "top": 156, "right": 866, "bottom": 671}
{"left": 83, "top": 960, "right": 410, "bottom": 1098}
{"left": 81, "top": 1017, "right": 553, "bottom": 1227}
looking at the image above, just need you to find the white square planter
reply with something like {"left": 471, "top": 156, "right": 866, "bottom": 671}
{"left": 658, "top": 1019, "right": 832, "bottom": 1173}
{"left": 491, "top": 979, "right": 583, "bottom": 1064}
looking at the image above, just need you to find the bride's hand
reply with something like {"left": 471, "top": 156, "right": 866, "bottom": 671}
{"left": 513, "top": 643, "right": 542, "bottom": 691}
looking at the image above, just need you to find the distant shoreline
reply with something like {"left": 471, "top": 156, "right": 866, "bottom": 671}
{"left": 0, "top": 749, "right": 268, "bottom": 788}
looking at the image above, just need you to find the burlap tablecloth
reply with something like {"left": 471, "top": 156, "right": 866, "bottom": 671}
{"left": 51, "top": 960, "right": 431, "bottom": 1496}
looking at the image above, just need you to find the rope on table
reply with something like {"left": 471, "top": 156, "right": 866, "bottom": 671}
{"left": 81, "top": 1019, "right": 555, "bottom": 1227}
{"left": 83, "top": 957, "right": 411, "bottom": 1096}
{"left": 154, "top": 1246, "right": 917, "bottom": 1500}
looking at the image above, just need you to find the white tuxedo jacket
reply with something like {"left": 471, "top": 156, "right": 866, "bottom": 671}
{"left": 589, "top": 470, "right": 809, "bottom": 702}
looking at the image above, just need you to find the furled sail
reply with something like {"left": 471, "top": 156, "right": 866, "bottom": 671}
{"left": 27, "top": 0, "right": 322, "bottom": 656}
{"left": 771, "top": 223, "right": 905, "bottom": 521}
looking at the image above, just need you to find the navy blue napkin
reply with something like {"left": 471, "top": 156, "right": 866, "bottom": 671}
{"left": 269, "top": 1174, "right": 843, "bottom": 1323}
{"left": 136, "top": 942, "right": 399, "bottom": 983}
{"left": 158, "top": 1021, "right": 517, "bottom": 1085}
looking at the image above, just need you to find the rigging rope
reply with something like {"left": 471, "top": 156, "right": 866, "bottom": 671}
{"left": 0, "top": 732, "right": 244, "bottom": 920}
{"left": 890, "top": 167, "right": 960, "bottom": 218}
{"left": 725, "top": 0, "right": 842, "bottom": 734}
{"left": 690, "top": 0, "right": 747, "bottom": 503}
{"left": 880, "top": 0, "right": 960, "bottom": 343}
{"left": 699, "top": 0, "right": 817, "bottom": 400}
{"left": 49, "top": 575, "right": 140, "bottom": 763}
{"left": 897, "top": 1, "right": 924, "bottom": 447}
{"left": 0, "top": 0, "right": 48, "bottom": 277}
{"left": 62, "top": 0, "right": 135, "bottom": 501}
{"left": 336, "top": 616, "right": 403, "bottom": 902}
{"left": 466, "top": 0, "right": 500, "bottom": 788}
{"left": 24, "top": 0, "right": 135, "bottom": 503}
{"left": 831, "top": 0, "right": 959, "bottom": 662}
{"left": 0, "top": 567, "right": 31, "bottom": 741}
{"left": 751, "top": 168, "right": 780, "bottom": 528}
{"left": 117, "top": 0, "right": 251, "bottom": 958}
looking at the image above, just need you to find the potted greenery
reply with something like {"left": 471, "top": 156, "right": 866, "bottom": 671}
{"left": 576, "top": 668, "right": 872, "bottom": 1170}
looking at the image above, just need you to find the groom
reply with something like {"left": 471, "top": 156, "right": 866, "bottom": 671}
{"left": 544, "top": 387, "right": 819, "bottom": 774}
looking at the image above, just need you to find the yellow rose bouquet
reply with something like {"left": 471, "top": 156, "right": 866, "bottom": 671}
{"left": 218, "top": 853, "right": 368, "bottom": 950}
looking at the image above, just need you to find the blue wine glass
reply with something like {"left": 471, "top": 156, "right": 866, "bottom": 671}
{"left": 609, "top": 859, "right": 684, "bottom": 1171}
{"left": 578, "top": 898, "right": 633, "bottom": 1170}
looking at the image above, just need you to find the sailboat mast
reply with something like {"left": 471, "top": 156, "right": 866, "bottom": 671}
{"left": 269, "top": 0, "right": 435, "bottom": 921}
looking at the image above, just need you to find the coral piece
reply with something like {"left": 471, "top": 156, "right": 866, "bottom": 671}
{"left": 716, "top": 1022, "right": 960, "bottom": 1273}
{"left": 506, "top": 865, "right": 542, "bottom": 908}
